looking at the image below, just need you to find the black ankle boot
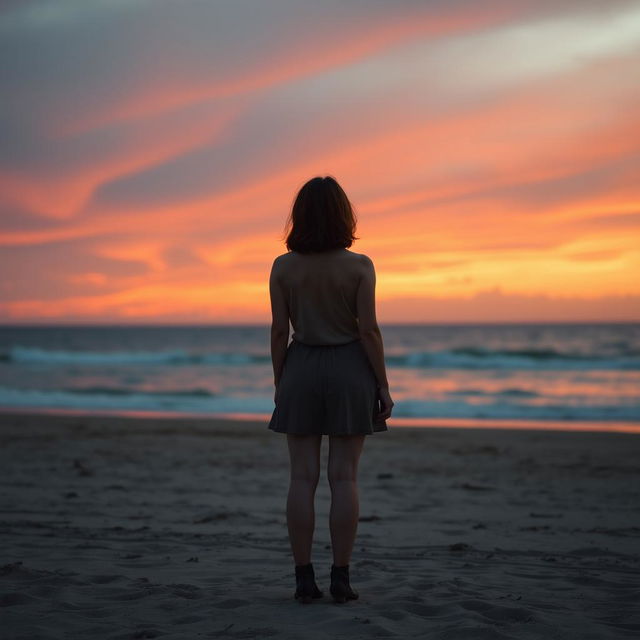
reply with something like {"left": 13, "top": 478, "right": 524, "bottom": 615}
{"left": 294, "top": 563, "right": 323, "bottom": 604}
{"left": 330, "top": 564, "right": 359, "bottom": 603}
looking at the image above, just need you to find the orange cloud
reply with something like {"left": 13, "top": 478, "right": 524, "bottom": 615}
{"left": 57, "top": 2, "right": 520, "bottom": 136}
{"left": 1, "top": 1, "right": 639, "bottom": 323}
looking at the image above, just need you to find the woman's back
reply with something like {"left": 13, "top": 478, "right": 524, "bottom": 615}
{"left": 268, "top": 175, "right": 393, "bottom": 603}
{"left": 273, "top": 248, "right": 368, "bottom": 346}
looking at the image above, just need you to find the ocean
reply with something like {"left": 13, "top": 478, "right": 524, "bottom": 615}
{"left": 0, "top": 324, "right": 638, "bottom": 432}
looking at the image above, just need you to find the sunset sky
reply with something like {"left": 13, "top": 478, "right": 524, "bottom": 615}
{"left": 1, "top": 0, "right": 639, "bottom": 324}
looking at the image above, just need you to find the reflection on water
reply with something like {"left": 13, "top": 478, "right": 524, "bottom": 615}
{"left": 0, "top": 324, "right": 638, "bottom": 430}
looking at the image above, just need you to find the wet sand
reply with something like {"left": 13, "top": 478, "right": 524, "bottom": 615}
{"left": 1, "top": 411, "right": 639, "bottom": 639}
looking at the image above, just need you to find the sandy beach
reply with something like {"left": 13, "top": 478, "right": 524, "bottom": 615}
{"left": 1, "top": 411, "right": 639, "bottom": 639}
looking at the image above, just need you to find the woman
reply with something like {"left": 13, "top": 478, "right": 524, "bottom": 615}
{"left": 268, "top": 175, "right": 394, "bottom": 604}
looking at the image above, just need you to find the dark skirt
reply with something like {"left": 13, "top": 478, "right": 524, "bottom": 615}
{"left": 268, "top": 338, "right": 388, "bottom": 436}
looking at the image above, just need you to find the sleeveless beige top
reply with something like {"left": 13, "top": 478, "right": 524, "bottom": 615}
{"left": 275, "top": 248, "right": 365, "bottom": 346}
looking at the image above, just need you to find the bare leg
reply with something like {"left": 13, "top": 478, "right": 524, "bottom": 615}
{"left": 328, "top": 435, "right": 365, "bottom": 566}
{"left": 286, "top": 434, "right": 322, "bottom": 566}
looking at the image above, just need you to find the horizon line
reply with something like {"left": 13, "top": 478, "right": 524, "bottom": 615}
{"left": 0, "top": 320, "right": 638, "bottom": 328}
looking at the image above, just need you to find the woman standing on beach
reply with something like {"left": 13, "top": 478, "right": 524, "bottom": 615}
{"left": 268, "top": 176, "right": 394, "bottom": 604}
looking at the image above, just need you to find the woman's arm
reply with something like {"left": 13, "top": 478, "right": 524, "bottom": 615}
{"left": 269, "top": 257, "right": 289, "bottom": 388}
{"left": 356, "top": 255, "right": 389, "bottom": 390}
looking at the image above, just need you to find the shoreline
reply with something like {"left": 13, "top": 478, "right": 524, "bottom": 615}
{"left": 1, "top": 406, "right": 639, "bottom": 434}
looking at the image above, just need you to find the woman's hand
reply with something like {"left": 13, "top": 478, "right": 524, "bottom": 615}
{"left": 377, "top": 386, "right": 394, "bottom": 420}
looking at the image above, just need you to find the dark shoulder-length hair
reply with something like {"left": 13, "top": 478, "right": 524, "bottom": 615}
{"left": 283, "top": 176, "right": 359, "bottom": 253}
